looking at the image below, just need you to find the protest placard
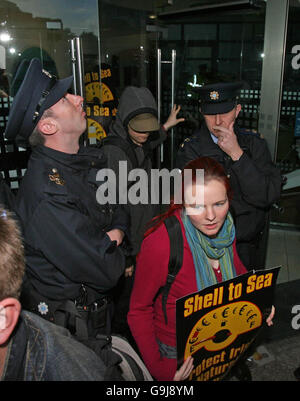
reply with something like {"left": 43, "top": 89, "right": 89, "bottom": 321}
{"left": 176, "top": 266, "right": 281, "bottom": 381}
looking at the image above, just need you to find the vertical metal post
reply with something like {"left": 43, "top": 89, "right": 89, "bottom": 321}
{"left": 157, "top": 48, "right": 162, "bottom": 169}
{"left": 75, "top": 37, "right": 85, "bottom": 98}
{"left": 70, "top": 37, "right": 85, "bottom": 97}
{"left": 70, "top": 37, "right": 86, "bottom": 144}
{"left": 156, "top": 48, "right": 176, "bottom": 168}
{"left": 170, "top": 49, "right": 176, "bottom": 169}
{"left": 157, "top": 49, "right": 162, "bottom": 123}
{"left": 258, "top": 0, "right": 289, "bottom": 161}
{"left": 70, "top": 39, "right": 77, "bottom": 95}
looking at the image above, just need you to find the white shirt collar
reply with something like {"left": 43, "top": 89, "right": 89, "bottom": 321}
{"left": 210, "top": 132, "right": 218, "bottom": 144}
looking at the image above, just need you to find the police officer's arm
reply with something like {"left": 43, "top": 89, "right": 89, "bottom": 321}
{"left": 230, "top": 137, "right": 282, "bottom": 208}
{"left": 27, "top": 198, "right": 125, "bottom": 292}
{"left": 0, "top": 174, "right": 16, "bottom": 212}
{"left": 106, "top": 228, "right": 124, "bottom": 246}
{"left": 109, "top": 204, "right": 129, "bottom": 239}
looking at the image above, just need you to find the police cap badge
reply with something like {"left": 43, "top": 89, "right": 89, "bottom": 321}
{"left": 196, "top": 81, "right": 244, "bottom": 115}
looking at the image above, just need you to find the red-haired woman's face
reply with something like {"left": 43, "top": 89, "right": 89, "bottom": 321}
{"left": 184, "top": 179, "right": 229, "bottom": 238}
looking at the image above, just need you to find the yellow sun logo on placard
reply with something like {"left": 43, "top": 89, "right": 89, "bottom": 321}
{"left": 85, "top": 82, "right": 114, "bottom": 103}
{"left": 87, "top": 118, "right": 107, "bottom": 141}
{"left": 184, "top": 301, "right": 262, "bottom": 359}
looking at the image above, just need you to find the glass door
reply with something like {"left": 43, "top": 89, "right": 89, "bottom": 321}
{"left": 96, "top": 0, "right": 157, "bottom": 144}
{"left": 271, "top": 2, "right": 300, "bottom": 229}
{"left": 155, "top": 1, "right": 267, "bottom": 168}
{"left": 0, "top": 0, "right": 101, "bottom": 189}
{"left": 0, "top": 0, "right": 269, "bottom": 180}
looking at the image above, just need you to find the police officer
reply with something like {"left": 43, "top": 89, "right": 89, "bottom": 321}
{"left": 176, "top": 81, "right": 282, "bottom": 271}
{"left": 4, "top": 58, "right": 129, "bottom": 338}
{"left": 0, "top": 175, "right": 15, "bottom": 211}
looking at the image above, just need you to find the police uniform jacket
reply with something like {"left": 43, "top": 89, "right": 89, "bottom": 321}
{"left": 0, "top": 175, "right": 16, "bottom": 212}
{"left": 175, "top": 123, "right": 282, "bottom": 243}
{"left": 16, "top": 145, "right": 129, "bottom": 302}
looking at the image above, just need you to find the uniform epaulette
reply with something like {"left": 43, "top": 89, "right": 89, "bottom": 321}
{"left": 179, "top": 136, "right": 196, "bottom": 148}
{"left": 48, "top": 168, "right": 66, "bottom": 186}
{"left": 43, "top": 167, "right": 68, "bottom": 196}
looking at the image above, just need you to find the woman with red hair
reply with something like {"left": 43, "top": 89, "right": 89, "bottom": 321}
{"left": 128, "top": 157, "right": 273, "bottom": 381}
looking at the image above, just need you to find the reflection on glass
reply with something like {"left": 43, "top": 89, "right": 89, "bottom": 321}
{"left": 156, "top": 6, "right": 266, "bottom": 167}
{"left": 1, "top": 0, "right": 99, "bottom": 86}
{"left": 97, "top": 0, "right": 156, "bottom": 141}
{"left": 0, "top": 0, "right": 100, "bottom": 188}
{"left": 272, "top": 4, "right": 300, "bottom": 227}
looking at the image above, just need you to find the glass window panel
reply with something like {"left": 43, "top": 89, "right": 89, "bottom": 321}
{"left": 98, "top": 1, "right": 156, "bottom": 96}
{"left": 184, "top": 59, "right": 212, "bottom": 75}
{"left": 217, "top": 60, "right": 240, "bottom": 77}
{"left": 184, "top": 24, "right": 217, "bottom": 41}
{"left": 272, "top": 4, "right": 300, "bottom": 228}
{"left": 0, "top": 0, "right": 100, "bottom": 187}
{"left": 219, "top": 23, "right": 243, "bottom": 40}
{"left": 187, "top": 46, "right": 211, "bottom": 59}
{"left": 219, "top": 42, "right": 242, "bottom": 58}
{"left": 158, "top": 7, "right": 266, "bottom": 168}
{"left": 167, "top": 24, "right": 181, "bottom": 41}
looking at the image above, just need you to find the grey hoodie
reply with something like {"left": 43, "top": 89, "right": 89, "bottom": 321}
{"left": 101, "top": 86, "right": 167, "bottom": 256}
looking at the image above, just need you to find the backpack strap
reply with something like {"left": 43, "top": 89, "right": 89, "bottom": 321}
{"left": 102, "top": 136, "right": 139, "bottom": 169}
{"left": 161, "top": 214, "right": 184, "bottom": 325}
{"left": 111, "top": 335, "right": 153, "bottom": 381}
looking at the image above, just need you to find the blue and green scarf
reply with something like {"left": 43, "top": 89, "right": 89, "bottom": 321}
{"left": 182, "top": 210, "right": 237, "bottom": 291}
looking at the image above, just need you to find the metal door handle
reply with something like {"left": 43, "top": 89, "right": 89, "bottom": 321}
{"left": 70, "top": 37, "right": 85, "bottom": 98}
{"left": 70, "top": 37, "right": 86, "bottom": 145}
{"left": 157, "top": 48, "right": 177, "bottom": 168}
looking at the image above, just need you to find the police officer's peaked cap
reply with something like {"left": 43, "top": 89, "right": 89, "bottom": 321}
{"left": 5, "top": 58, "right": 73, "bottom": 142}
{"left": 197, "top": 81, "right": 244, "bottom": 115}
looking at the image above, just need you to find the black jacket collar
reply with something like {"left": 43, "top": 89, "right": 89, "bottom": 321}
{"left": 33, "top": 145, "right": 107, "bottom": 171}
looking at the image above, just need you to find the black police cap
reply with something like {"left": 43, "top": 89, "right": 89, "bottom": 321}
{"left": 5, "top": 58, "right": 73, "bottom": 142}
{"left": 196, "top": 82, "right": 243, "bottom": 115}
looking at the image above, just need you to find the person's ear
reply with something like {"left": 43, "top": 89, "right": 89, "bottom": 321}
{"left": 235, "top": 104, "right": 242, "bottom": 118}
{"left": 38, "top": 117, "right": 58, "bottom": 136}
{"left": 0, "top": 298, "right": 21, "bottom": 345}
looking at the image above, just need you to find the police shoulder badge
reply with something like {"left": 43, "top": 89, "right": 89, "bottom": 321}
{"left": 38, "top": 301, "right": 49, "bottom": 315}
{"left": 210, "top": 91, "right": 219, "bottom": 101}
{"left": 49, "top": 168, "right": 65, "bottom": 186}
{"left": 42, "top": 69, "right": 53, "bottom": 78}
{"left": 180, "top": 137, "right": 191, "bottom": 148}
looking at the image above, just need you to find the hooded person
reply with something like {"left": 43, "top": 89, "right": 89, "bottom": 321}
{"left": 100, "top": 86, "right": 184, "bottom": 337}
{"left": 102, "top": 86, "right": 184, "bottom": 261}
